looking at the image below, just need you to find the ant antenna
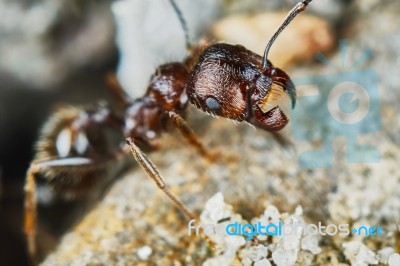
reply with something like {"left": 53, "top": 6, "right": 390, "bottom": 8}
{"left": 262, "top": 0, "right": 313, "bottom": 70}
{"left": 169, "top": 0, "right": 192, "bottom": 51}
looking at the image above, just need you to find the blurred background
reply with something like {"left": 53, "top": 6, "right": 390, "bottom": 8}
{"left": 1, "top": 0, "right": 399, "bottom": 265}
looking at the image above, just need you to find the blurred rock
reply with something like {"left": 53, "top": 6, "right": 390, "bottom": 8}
{"left": 0, "top": 0, "right": 115, "bottom": 89}
{"left": 0, "top": 3, "right": 117, "bottom": 263}
{"left": 0, "top": 0, "right": 119, "bottom": 191}
{"left": 211, "top": 12, "right": 335, "bottom": 68}
{"left": 112, "top": 0, "right": 222, "bottom": 98}
{"left": 223, "top": 0, "right": 351, "bottom": 24}
{"left": 348, "top": 0, "right": 400, "bottom": 109}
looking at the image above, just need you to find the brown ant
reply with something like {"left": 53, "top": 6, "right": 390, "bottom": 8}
{"left": 24, "top": 0, "right": 313, "bottom": 262}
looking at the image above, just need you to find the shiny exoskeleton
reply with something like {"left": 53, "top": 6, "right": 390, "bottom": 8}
{"left": 187, "top": 43, "right": 296, "bottom": 131}
{"left": 24, "top": 0, "right": 313, "bottom": 263}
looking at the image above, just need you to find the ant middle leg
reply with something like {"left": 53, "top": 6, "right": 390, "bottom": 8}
{"left": 168, "top": 111, "right": 225, "bottom": 164}
{"left": 167, "top": 111, "right": 210, "bottom": 159}
{"left": 125, "top": 137, "right": 195, "bottom": 220}
{"left": 125, "top": 137, "right": 217, "bottom": 249}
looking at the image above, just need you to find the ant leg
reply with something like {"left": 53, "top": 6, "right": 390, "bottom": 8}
{"left": 105, "top": 73, "right": 132, "bottom": 112}
{"left": 24, "top": 165, "right": 39, "bottom": 265}
{"left": 126, "top": 137, "right": 195, "bottom": 220}
{"left": 167, "top": 111, "right": 210, "bottom": 159}
{"left": 24, "top": 152, "right": 128, "bottom": 264}
{"left": 126, "top": 138, "right": 216, "bottom": 249}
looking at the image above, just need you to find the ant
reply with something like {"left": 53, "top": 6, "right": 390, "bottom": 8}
{"left": 24, "top": 0, "right": 313, "bottom": 263}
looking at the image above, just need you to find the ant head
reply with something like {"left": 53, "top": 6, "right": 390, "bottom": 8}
{"left": 186, "top": 43, "right": 295, "bottom": 131}
{"left": 186, "top": 0, "right": 312, "bottom": 131}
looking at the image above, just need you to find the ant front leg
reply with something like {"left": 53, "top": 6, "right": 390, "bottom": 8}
{"left": 167, "top": 111, "right": 210, "bottom": 159}
{"left": 125, "top": 137, "right": 195, "bottom": 220}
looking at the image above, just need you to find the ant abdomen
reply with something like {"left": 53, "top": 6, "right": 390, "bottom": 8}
{"left": 33, "top": 106, "right": 125, "bottom": 200}
{"left": 187, "top": 43, "right": 296, "bottom": 131}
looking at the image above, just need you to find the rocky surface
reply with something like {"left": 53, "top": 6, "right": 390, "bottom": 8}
{"left": 40, "top": 104, "right": 399, "bottom": 265}
{"left": 2, "top": 0, "right": 399, "bottom": 265}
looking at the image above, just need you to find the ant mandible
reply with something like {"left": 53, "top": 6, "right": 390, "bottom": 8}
{"left": 24, "top": 0, "right": 313, "bottom": 262}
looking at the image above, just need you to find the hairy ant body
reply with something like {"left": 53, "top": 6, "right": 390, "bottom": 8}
{"left": 24, "top": 0, "right": 313, "bottom": 262}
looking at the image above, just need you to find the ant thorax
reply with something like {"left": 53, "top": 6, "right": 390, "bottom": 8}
{"left": 123, "top": 62, "right": 189, "bottom": 151}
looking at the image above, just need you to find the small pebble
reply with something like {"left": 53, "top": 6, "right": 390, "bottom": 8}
{"left": 137, "top": 246, "right": 152, "bottom": 260}
{"left": 378, "top": 247, "right": 394, "bottom": 264}
{"left": 254, "top": 258, "right": 272, "bottom": 266}
{"left": 388, "top": 253, "right": 400, "bottom": 266}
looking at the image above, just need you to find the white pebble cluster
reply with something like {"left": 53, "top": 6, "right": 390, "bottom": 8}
{"left": 343, "top": 241, "right": 378, "bottom": 266}
{"left": 343, "top": 241, "right": 400, "bottom": 266}
{"left": 269, "top": 206, "right": 321, "bottom": 266}
{"left": 201, "top": 193, "right": 322, "bottom": 266}
{"left": 388, "top": 253, "right": 400, "bottom": 266}
{"left": 200, "top": 193, "right": 400, "bottom": 266}
{"left": 201, "top": 192, "right": 246, "bottom": 266}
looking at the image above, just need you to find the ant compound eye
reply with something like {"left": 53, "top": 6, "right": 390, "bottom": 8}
{"left": 205, "top": 97, "right": 220, "bottom": 111}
